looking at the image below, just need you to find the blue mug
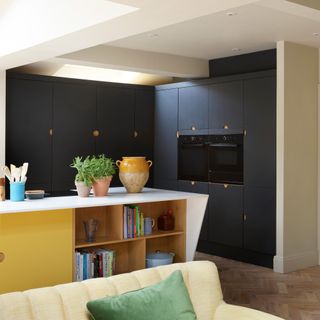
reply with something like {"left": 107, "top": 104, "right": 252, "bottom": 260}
{"left": 144, "top": 217, "right": 155, "bottom": 235}
{"left": 10, "top": 182, "right": 25, "bottom": 201}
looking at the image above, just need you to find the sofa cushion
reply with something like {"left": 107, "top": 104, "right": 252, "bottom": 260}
{"left": 86, "top": 270, "right": 196, "bottom": 320}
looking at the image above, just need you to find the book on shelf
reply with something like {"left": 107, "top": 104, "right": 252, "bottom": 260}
{"left": 75, "top": 248, "right": 115, "bottom": 281}
{"left": 123, "top": 205, "right": 144, "bottom": 239}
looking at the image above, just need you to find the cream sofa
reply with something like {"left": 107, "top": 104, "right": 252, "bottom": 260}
{"left": 0, "top": 261, "right": 283, "bottom": 320}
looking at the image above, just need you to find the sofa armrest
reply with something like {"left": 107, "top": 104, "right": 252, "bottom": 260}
{"left": 213, "top": 303, "right": 284, "bottom": 320}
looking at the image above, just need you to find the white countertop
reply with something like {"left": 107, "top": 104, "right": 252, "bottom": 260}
{"left": 0, "top": 187, "right": 208, "bottom": 214}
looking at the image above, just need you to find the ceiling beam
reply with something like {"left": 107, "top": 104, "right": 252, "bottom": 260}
{"left": 54, "top": 46, "right": 209, "bottom": 78}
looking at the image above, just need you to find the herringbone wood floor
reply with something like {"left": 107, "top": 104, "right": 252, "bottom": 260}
{"left": 195, "top": 252, "right": 320, "bottom": 320}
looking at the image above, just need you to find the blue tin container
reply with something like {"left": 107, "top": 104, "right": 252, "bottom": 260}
{"left": 10, "top": 182, "right": 25, "bottom": 201}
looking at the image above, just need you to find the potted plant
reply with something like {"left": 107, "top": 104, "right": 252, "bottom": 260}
{"left": 90, "top": 154, "right": 116, "bottom": 197}
{"left": 70, "top": 156, "right": 92, "bottom": 197}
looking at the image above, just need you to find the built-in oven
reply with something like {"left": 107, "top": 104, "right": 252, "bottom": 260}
{"left": 178, "top": 134, "right": 243, "bottom": 184}
{"left": 208, "top": 134, "right": 243, "bottom": 185}
{"left": 178, "top": 135, "right": 208, "bottom": 181}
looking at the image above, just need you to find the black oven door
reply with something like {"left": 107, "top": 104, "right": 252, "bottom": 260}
{"left": 178, "top": 136, "right": 208, "bottom": 182}
{"left": 209, "top": 141, "right": 243, "bottom": 184}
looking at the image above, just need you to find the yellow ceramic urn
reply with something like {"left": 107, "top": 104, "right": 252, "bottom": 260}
{"left": 116, "top": 157, "right": 152, "bottom": 193}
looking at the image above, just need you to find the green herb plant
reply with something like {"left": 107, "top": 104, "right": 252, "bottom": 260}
{"left": 89, "top": 154, "right": 116, "bottom": 180}
{"left": 70, "top": 156, "right": 92, "bottom": 187}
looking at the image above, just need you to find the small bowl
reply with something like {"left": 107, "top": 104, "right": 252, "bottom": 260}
{"left": 25, "top": 190, "right": 45, "bottom": 200}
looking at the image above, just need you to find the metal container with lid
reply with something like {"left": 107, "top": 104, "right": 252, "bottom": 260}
{"left": 146, "top": 251, "right": 175, "bottom": 268}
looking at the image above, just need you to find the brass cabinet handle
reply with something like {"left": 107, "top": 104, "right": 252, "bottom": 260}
{"left": 191, "top": 181, "right": 195, "bottom": 185}
{"left": 243, "top": 214, "right": 247, "bottom": 221}
{"left": 93, "top": 130, "right": 100, "bottom": 137}
{"left": 176, "top": 131, "right": 180, "bottom": 138}
{"left": 244, "top": 129, "right": 247, "bottom": 136}
{"left": 0, "top": 252, "right": 5, "bottom": 263}
{"left": 134, "top": 130, "right": 138, "bottom": 138}
{"left": 49, "top": 128, "right": 53, "bottom": 136}
{"left": 224, "top": 184, "right": 228, "bottom": 189}
{"left": 223, "top": 124, "right": 229, "bottom": 129}
{"left": 191, "top": 125, "right": 196, "bottom": 131}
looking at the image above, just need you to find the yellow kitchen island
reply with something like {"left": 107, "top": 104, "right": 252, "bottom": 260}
{"left": 0, "top": 188, "right": 208, "bottom": 294}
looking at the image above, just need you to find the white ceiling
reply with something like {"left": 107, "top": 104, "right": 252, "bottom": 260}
{"left": 6, "top": 0, "right": 320, "bottom": 84}
{"left": 109, "top": 0, "right": 320, "bottom": 59}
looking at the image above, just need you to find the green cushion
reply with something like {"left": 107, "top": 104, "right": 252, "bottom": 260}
{"left": 87, "top": 270, "right": 197, "bottom": 320}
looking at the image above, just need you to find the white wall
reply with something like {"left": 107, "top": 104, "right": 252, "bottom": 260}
{"left": 275, "top": 41, "right": 318, "bottom": 273}
{"left": 0, "top": 70, "right": 5, "bottom": 168}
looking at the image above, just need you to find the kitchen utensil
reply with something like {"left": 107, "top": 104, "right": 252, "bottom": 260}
{"left": 10, "top": 164, "right": 16, "bottom": 182}
{"left": 15, "top": 166, "right": 22, "bottom": 182}
{"left": 1, "top": 166, "right": 12, "bottom": 182}
{"left": 20, "top": 162, "right": 28, "bottom": 182}
{"left": 146, "top": 251, "right": 175, "bottom": 268}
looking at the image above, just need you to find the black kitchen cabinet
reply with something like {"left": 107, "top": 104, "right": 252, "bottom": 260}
{"left": 209, "top": 183, "right": 243, "bottom": 248}
{"left": 97, "top": 86, "right": 135, "bottom": 186}
{"left": 133, "top": 89, "right": 154, "bottom": 186}
{"left": 154, "top": 89, "right": 178, "bottom": 187}
{"left": 6, "top": 78, "right": 53, "bottom": 192}
{"left": 52, "top": 82, "right": 96, "bottom": 192}
{"left": 154, "top": 179, "right": 178, "bottom": 191}
{"left": 244, "top": 186, "right": 276, "bottom": 255}
{"left": 178, "top": 86, "right": 208, "bottom": 131}
{"left": 178, "top": 180, "right": 209, "bottom": 241}
{"left": 244, "top": 76, "right": 276, "bottom": 188}
{"left": 209, "top": 81, "right": 243, "bottom": 131}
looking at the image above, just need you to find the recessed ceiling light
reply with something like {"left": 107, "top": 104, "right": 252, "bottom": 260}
{"left": 232, "top": 48, "right": 241, "bottom": 52}
{"left": 313, "top": 32, "right": 319, "bottom": 37}
{"left": 226, "top": 12, "right": 237, "bottom": 16}
{"left": 148, "top": 33, "right": 159, "bottom": 38}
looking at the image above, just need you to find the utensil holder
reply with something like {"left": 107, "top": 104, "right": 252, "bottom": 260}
{"left": 10, "top": 182, "right": 25, "bottom": 201}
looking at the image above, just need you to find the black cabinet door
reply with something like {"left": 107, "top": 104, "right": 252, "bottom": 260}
{"left": 244, "top": 187, "right": 276, "bottom": 255}
{"left": 97, "top": 86, "right": 135, "bottom": 187}
{"left": 209, "top": 183, "right": 243, "bottom": 248}
{"left": 154, "top": 179, "right": 178, "bottom": 191}
{"left": 6, "top": 78, "right": 53, "bottom": 192}
{"left": 178, "top": 180, "right": 209, "bottom": 241}
{"left": 134, "top": 89, "right": 154, "bottom": 186}
{"left": 209, "top": 81, "right": 243, "bottom": 131}
{"left": 52, "top": 82, "right": 96, "bottom": 192}
{"left": 154, "top": 89, "right": 178, "bottom": 185}
{"left": 244, "top": 76, "right": 276, "bottom": 188}
{"left": 178, "top": 86, "right": 208, "bottom": 131}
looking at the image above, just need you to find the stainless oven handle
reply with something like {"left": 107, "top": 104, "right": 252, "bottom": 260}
{"left": 209, "top": 143, "right": 238, "bottom": 147}
{"left": 181, "top": 144, "right": 205, "bottom": 148}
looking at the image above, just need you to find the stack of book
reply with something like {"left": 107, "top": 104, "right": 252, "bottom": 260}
{"left": 75, "top": 248, "right": 115, "bottom": 281}
{"left": 123, "top": 205, "right": 144, "bottom": 239}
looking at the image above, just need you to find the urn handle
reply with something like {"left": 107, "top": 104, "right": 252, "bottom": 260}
{"left": 147, "top": 160, "right": 153, "bottom": 167}
{"left": 116, "top": 160, "right": 122, "bottom": 168}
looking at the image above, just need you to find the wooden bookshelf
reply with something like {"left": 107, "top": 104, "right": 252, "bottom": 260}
{"left": 73, "top": 199, "right": 186, "bottom": 277}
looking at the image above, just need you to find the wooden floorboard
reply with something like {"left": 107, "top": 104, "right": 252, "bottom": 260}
{"left": 195, "top": 252, "right": 320, "bottom": 320}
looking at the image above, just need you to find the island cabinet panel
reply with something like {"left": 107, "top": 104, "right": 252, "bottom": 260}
{"left": 244, "top": 187, "right": 276, "bottom": 255}
{"left": 96, "top": 86, "right": 135, "bottom": 187}
{"left": 178, "top": 180, "right": 209, "bottom": 241}
{"left": 243, "top": 76, "right": 276, "bottom": 188}
{"left": 209, "top": 183, "right": 243, "bottom": 248}
{"left": 52, "top": 82, "right": 96, "bottom": 192}
{"left": 6, "top": 78, "right": 53, "bottom": 192}
{"left": 154, "top": 88, "right": 178, "bottom": 190}
{"left": 208, "top": 80, "right": 243, "bottom": 131}
{"left": 178, "top": 85, "right": 209, "bottom": 132}
{"left": 0, "top": 209, "right": 73, "bottom": 294}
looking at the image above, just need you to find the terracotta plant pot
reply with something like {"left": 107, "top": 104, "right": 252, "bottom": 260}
{"left": 116, "top": 157, "right": 152, "bottom": 193}
{"left": 75, "top": 181, "right": 91, "bottom": 197}
{"left": 92, "top": 176, "right": 112, "bottom": 197}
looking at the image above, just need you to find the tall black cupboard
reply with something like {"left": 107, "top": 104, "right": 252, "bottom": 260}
{"left": 6, "top": 73, "right": 154, "bottom": 194}
{"left": 154, "top": 70, "right": 276, "bottom": 267}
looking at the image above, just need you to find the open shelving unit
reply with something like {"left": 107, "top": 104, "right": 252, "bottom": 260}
{"left": 73, "top": 199, "right": 186, "bottom": 278}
